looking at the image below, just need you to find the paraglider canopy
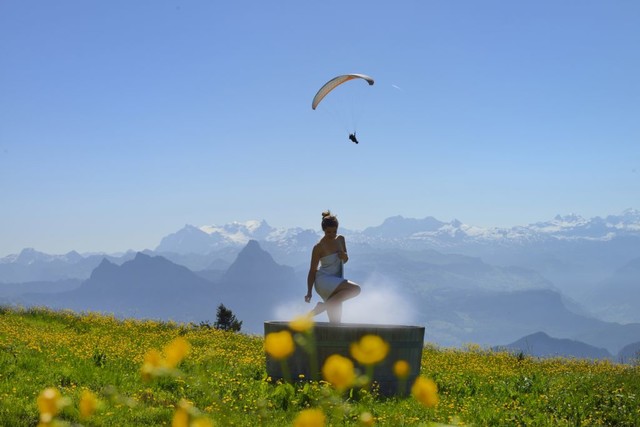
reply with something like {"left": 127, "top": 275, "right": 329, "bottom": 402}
{"left": 312, "top": 74, "right": 374, "bottom": 110}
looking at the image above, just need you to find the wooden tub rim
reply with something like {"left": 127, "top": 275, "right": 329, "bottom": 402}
{"left": 265, "top": 320, "right": 425, "bottom": 331}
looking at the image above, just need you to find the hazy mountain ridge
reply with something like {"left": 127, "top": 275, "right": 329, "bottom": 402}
{"left": 617, "top": 342, "right": 640, "bottom": 364}
{"left": 346, "top": 249, "right": 555, "bottom": 295}
{"left": 496, "top": 332, "right": 612, "bottom": 360}
{"left": 10, "top": 242, "right": 298, "bottom": 333}
{"left": 0, "top": 278, "right": 82, "bottom": 298}
{"left": 0, "top": 248, "right": 84, "bottom": 265}
{"left": 498, "top": 332, "right": 640, "bottom": 362}
{"left": 14, "top": 253, "right": 219, "bottom": 323}
{"left": 0, "top": 249, "right": 136, "bottom": 283}
{"left": 588, "top": 257, "right": 640, "bottom": 323}
{"left": 419, "top": 287, "right": 640, "bottom": 355}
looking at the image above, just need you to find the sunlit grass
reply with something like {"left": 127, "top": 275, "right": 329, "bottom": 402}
{"left": 1, "top": 306, "right": 639, "bottom": 426}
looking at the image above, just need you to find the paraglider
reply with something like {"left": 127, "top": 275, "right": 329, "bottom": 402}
{"left": 312, "top": 74, "right": 374, "bottom": 144}
{"left": 312, "top": 74, "right": 374, "bottom": 110}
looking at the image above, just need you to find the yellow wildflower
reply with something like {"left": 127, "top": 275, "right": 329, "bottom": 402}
{"left": 350, "top": 335, "right": 389, "bottom": 365}
{"left": 79, "top": 389, "right": 98, "bottom": 419}
{"left": 192, "top": 418, "right": 214, "bottom": 427}
{"left": 144, "top": 348, "right": 163, "bottom": 366}
{"left": 393, "top": 360, "right": 411, "bottom": 379}
{"left": 264, "top": 330, "right": 295, "bottom": 360}
{"left": 411, "top": 376, "right": 439, "bottom": 408}
{"left": 172, "top": 399, "right": 192, "bottom": 427}
{"left": 289, "top": 314, "right": 314, "bottom": 332}
{"left": 141, "top": 348, "right": 163, "bottom": 381}
{"left": 37, "top": 387, "right": 62, "bottom": 422}
{"left": 293, "top": 408, "right": 326, "bottom": 427}
{"left": 359, "top": 411, "right": 375, "bottom": 426}
{"left": 165, "top": 336, "right": 191, "bottom": 368}
{"left": 322, "top": 354, "right": 355, "bottom": 391}
{"left": 172, "top": 406, "right": 189, "bottom": 427}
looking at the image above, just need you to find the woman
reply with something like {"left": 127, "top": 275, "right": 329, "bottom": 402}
{"left": 305, "top": 211, "right": 361, "bottom": 323}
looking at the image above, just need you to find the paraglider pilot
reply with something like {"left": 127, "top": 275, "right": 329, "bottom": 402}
{"left": 348, "top": 133, "right": 359, "bottom": 144}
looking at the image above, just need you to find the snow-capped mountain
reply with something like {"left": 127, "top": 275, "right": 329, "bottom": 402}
{"left": 0, "top": 248, "right": 84, "bottom": 265}
{"left": 152, "top": 209, "right": 640, "bottom": 255}
{"left": 4, "top": 210, "right": 639, "bottom": 265}
{"left": 376, "top": 209, "right": 640, "bottom": 248}
{"left": 155, "top": 220, "right": 305, "bottom": 253}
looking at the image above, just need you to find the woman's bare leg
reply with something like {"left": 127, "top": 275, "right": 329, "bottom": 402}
{"left": 325, "top": 280, "right": 361, "bottom": 323}
{"left": 309, "top": 302, "right": 326, "bottom": 316}
{"left": 327, "top": 302, "right": 342, "bottom": 323}
{"left": 328, "top": 280, "right": 361, "bottom": 303}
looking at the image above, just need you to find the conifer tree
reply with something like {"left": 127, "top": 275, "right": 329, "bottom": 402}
{"left": 214, "top": 303, "right": 242, "bottom": 332}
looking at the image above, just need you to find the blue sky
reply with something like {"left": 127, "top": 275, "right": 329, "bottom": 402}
{"left": 1, "top": 1, "right": 639, "bottom": 256}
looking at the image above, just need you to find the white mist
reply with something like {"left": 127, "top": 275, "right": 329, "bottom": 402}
{"left": 272, "top": 272, "right": 418, "bottom": 326}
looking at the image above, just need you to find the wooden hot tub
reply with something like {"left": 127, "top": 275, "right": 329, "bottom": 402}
{"left": 264, "top": 321, "right": 425, "bottom": 396}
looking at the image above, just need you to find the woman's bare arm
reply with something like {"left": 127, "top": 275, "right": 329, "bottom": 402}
{"left": 305, "top": 244, "right": 321, "bottom": 302}
{"left": 337, "top": 235, "right": 349, "bottom": 263}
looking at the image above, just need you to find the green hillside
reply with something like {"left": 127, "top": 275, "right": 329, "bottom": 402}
{"left": 1, "top": 306, "right": 638, "bottom": 426}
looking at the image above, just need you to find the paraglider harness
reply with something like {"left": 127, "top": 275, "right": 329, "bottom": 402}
{"left": 348, "top": 133, "right": 359, "bottom": 144}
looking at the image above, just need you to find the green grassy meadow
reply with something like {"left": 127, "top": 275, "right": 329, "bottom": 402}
{"left": 1, "top": 306, "right": 639, "bottom": 426}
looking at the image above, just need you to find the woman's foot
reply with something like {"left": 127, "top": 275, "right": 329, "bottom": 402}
{"left": 310, "top": 302, "right": 326, "bottom": 316}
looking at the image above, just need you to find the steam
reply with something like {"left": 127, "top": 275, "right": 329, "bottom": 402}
{"left": 272, "top": 272, "right": 418, "bottom": 326}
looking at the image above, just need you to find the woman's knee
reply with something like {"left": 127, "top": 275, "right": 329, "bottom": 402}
{"left": 345, "top": 281, "right": 360, "bottom": 296}
{"left": 329, "top": 281, "right": 359, "bottom": 300}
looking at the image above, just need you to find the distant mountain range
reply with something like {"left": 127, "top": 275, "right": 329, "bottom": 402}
{"left": 8, "top": 242, "right": 298, "bottom": 332}
{"left": 153, "top": 210, "right": 640, "bottom": 255}
{"left": 2, "top": 210, "right": 640, "bottom": 360}
{"left": 497, "top": 331, "right": 640, "bottom": 362}
{"left": 14, "top": 252, "right": 218, "bottom": 323}
{"left": 496, "top": 332, "right": 613, "bottom": 360}
{"left": 617, "top": 341, "right": 640, "bottom": 364}
{"left": 151, "top": 210, "right": 640, "bottom": 263}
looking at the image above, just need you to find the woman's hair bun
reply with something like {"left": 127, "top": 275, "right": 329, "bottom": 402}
{"left": 321, "top": 210, "right": 339, "bottom": 230}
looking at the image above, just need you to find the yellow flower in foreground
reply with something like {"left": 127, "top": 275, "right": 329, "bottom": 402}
{"left": 359, "top": 411, "right": 375, "bottom": 426}
{"left": 165, "top": 336, "right": 191, "bottom": 368}
{"left": 144, "top": 348, "right": 163, "bottom": 367}
{"left": 264, "top": 330, "right": 295, "bottom": 360}
{"left": 141, "top": 338, "right": 191, "bottom": 381}
{"left": 171, "top": 399, "right": 213, "bottom": 427}
{"left": 37, "top": 387, "right": 62, "bottom": 422}
{"left": 172, "top": 406, "right": 189, "bottom": 427}
{"left": 293, "top": 408, "right": 326, "bottom": 427}
{"left": 79, "top": 389, "right": 98, "bottom": 419}
{"left": 141, "top": 348, "right": 163, "bottom": 381}
{"left": 289, "top": 313, "right": 314, "bottom": 332}
{"left": 172, "top": 399, "right": 192, "bottom": 427}
{"left": 322, "top": 354, "right": 355, "bottom": 391}
{"left": 350, "top": 335, "right": 389, "bottom": 365}
{"left": 191, "top": 418, "right": 214, "bottom": 427}
{"left": 411, "top": 376, "right": 439, "bottom": 408}
{"left": 393, "top": 360, "right": 411, "bottom": 379}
